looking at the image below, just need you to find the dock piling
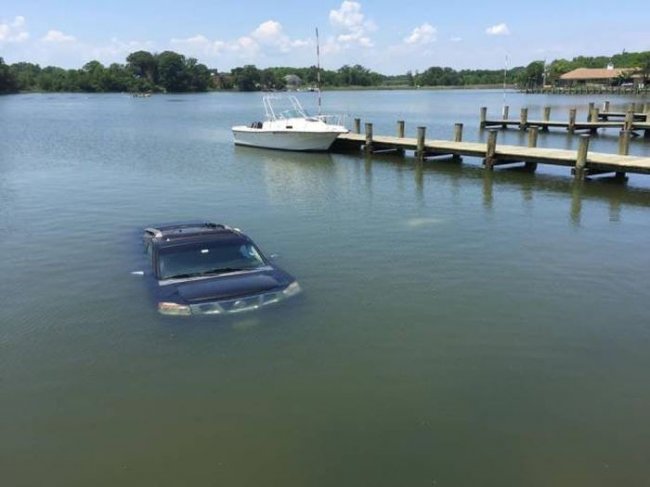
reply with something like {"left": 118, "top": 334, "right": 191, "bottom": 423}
{"left": 397, "top": 120, "right": 405, "bottom": 138}
{"left": 568, "top": 108, "right": 577, "bottom": 133}
{"left": 452, "top": 123, "right": 463, "bottom": 162}
{"left": 541, "top": 106, "right": 551, "bottom": 132}
{"left": 525, "top": 127, "right": 539, "bottom": 172}
{"left": 484, "top": 130, "right": 498, "bottom": 169}
{"left": 416, "top": 126, "right": 426, "bottom": 161}
{"left": 574, "top": 135, "right": 590, "bottom": 180}
{"left": 528, "top": 126, "right": 539, "bottom": 147}
{"left": 589, "top": 107, "right": 600, "bottom": 133}
{"left": 618, "top": 130, "right": 631, "bottom": 156}
{"left": 502, "top": 106, "right": 509, "bottom": 128}
{"left": 603, "top": 100, "right": 611, "bottom": 112}
{"left": 395, "top": 120, "right": 406, "bottom": 156}
{"left": 624, "top": 108, "right": 635, "bottom": 131}
{"left": 587, "top": 102, "right": 595, "bottom": 119}
{"left": 480, "top": 107, "right": 487, "bottom": 129}
{"left": 454, "top": 123, "right": 463, "bottom": 142}
{"left": 364, "top": 122, "right": 373, "bottom": 154}
{"left": 519, "top": 108, "right": 528, "bottom": 131}
{"left": 353, "top": 118, "right": 361, "bottom": 134}
{"left": 616, "top": 129, "right": 630, "bottom": 181}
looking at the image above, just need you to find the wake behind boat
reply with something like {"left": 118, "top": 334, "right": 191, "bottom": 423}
{"left": 232, "top": 95, "right": 348, "bottom": 152}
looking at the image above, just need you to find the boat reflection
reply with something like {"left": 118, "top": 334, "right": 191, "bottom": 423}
{"left": 234, "top": 146, "right": 336, "bottom": 205}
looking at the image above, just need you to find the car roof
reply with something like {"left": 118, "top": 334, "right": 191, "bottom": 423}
{"left": 145, "top": 222, "right": 249, "bottom": 248}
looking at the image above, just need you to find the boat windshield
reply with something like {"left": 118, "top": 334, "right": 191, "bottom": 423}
{"left": 279, "top": 108, "right": 308, "bottom": 119}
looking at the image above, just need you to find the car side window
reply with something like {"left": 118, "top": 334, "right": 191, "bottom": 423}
{"left": 240, "top": 244, "right": 251, "bottom": 258}
{"left": 241, "top": 244, "right": 261, "bottom": 260}
{"left": 145, "top": 240, "right": 153, "bottom": 257}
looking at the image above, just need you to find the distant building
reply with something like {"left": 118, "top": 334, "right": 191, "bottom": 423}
{"left": 283, "top": 74, "right": 302, "bottom": 90}
{"left": 209, "top": 70, "right": 234, "bottom": 90}
{"left": 631, "top": 72, "right": 646, "bottom": 89}
{"left": 559, "top": 65, "right": 640, "bottom": 87}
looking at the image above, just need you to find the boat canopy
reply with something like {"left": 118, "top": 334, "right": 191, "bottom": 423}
{"left": 263, "top": 95, "right": 312, "bottom": 121}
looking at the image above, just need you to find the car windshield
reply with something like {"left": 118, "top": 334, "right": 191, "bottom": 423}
{"left": 158, "top": 240, "right": 266, "bottom": 280}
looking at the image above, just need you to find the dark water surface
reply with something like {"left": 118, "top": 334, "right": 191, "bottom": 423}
{"left": 1, "top": 91, "right": 650, "bottom": 486}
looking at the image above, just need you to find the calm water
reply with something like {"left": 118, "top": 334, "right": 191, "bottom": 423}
{"left": 1, "top": 90, "right": 650, "bottom": 486}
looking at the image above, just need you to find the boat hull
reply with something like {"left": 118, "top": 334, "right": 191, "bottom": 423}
{"left": 232, "top": 128, "right": 343, "bottom": 152}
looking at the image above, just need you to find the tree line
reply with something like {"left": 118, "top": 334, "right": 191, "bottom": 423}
{"left": 2, "top": 49, "right": 649, "bottom": 94}
{"left": 0, "top": 51, "right": 212, "bottom": 94}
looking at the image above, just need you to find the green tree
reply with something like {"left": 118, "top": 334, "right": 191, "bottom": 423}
{"left": 405, "top": 70, "right": 414, "bottom": 86}
{"left": 9, "top": 62, "right": 41, "bottom": 91}
{"left": 104, "top": 63, "right": 132, "bottom": 92}
{"left": 80, "top": 60, "right": 106, "bottom": 92}
{"left": 546, "top": 59, "right": 573, "bottom": 84}
{"left": 0, "top": 57, "right": 18, "bottom": 93}
{"left": 517, "top": 61, "right": 545, "bottom": 88}
{"left": 336, "top": 64, "right": 383, "bottom": 86}
{"left": 232, "top": 65, "right": 261, "bottom": 91}
{"left": 126, "top": 51, "right": 157, "bottom": 85}
{"left": 260, "top": 68, "right": 281, "bottom": 90}
{"left": 38, "top": 66, "right": 68, "bottom": 91}
{"left": 156, "top": 51, "right": 188, "bottom": 92}
{"left": 638, "top": 52, "right": 650, "bottom": 85}
{"left": 185, "top": 57, "right": 211, "bottom": 91}
{"left": 319, "top": 69, "right": 338, "bottom": 87}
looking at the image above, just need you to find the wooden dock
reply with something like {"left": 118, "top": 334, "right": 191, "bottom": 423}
{"left": 523, "top": 86, "right": 649, "bottom": 96}
{"left": 331, "top": 121, "right": 650, "bottom": 181}
{"left": 481, "top": 103, "right": 650, "bottom": 138}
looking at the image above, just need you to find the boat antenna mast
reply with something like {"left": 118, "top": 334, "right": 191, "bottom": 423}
{"left": 316, "top": 27, "right": 322, "bottom": 116}
{"left": 502, "top": 53, "right": 509, "bottom": 118}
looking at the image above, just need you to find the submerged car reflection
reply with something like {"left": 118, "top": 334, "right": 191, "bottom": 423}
{"left": 142, "top": 222, "right": 301, "bottom": 316}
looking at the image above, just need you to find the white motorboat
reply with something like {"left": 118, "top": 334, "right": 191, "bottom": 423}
{"left": 232, "top": 95, "right": 348, "bottom": 152}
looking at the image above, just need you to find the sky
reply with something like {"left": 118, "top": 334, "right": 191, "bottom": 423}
{"left": 1, "top": 0, "right": 649, "bottom": 74}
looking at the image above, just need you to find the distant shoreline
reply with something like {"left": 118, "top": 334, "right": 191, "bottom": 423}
{"left": 320, "top": 84, "right": 511, "bottom": 91}
{"left": 4, "top": 84, "right": 514, "bottom": 96}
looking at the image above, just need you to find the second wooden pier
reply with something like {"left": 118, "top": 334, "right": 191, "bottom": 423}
{"left": 480, "top": 104, "right": 650, "bottom": 138}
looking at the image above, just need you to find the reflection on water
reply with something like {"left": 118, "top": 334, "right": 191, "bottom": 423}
{"left": 482, "top": 170, "right": 494, "bottom": 210}
{"left": 235, "top": 146, "right": 336, "bottom": 205}
{"left": 374, "top": 151, "right": 650, "bottom": 223}
{"left": 404, "top": 217, "right": 444, "bottom": 228}
{"left": 571, "top": 181, "right": 585, "bottom": 226}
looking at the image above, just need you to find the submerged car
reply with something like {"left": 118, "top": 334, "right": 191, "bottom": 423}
{"left": 141, "top": 222, "right": 301, "bottom": 316}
